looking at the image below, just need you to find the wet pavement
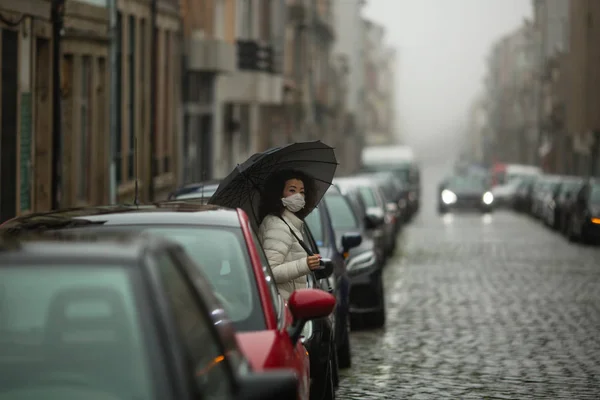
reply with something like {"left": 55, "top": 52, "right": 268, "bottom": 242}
{"left": 337, "top": 166, "right": 600, "bottom": 399}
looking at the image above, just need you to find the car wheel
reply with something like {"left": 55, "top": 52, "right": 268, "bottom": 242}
{"left": 567, "top": 218, "right": 578, "bottom": 242}
{"left": 312, "top": 358, "right": 335, "bottom": 400}
{"left": 337, "top": 317, "right": 352, "bottom": 369}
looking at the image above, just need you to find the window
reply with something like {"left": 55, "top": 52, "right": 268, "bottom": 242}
{"left": 215, "top": 0, "right": 225, "bottom": 40}
{"left": 142, "top": 226, "right": 265, "bottom": 332}
{"left": 0, "top": 265, "right": 155, "bottom": 399}
{"left": 249, "top": 226, "right": 282, "bottom": 322}
{"left": 163, "top": 31, "right": 171, "bottom": 173}
{"left": 358, "top": 186, "right": 378, "bottom": 208}
{"left": 590, "top": 185, "right": 600, "bottom": 204}
{"left": 78, "top": 56, "right": 92, "bottom": 202}
{"left": 115, "top": 12, "right": 123, "bottom": 184}
{"left": 305, "top": 207, "right": 324, "bottom": 246}
{"left": 325, "top": 193, "right": 358, "bottom": 230}
{"left": 155, "top": 253, "right": 234, "bottom": 399}
{"left": 128, "top": 15, "right": 136, "bottom": 180}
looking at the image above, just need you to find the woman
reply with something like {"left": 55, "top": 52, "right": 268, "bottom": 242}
{"left": 258, "top": 169, "right": 322, "bottom": 300}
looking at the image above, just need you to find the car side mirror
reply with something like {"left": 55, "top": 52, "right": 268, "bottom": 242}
{"left": 313, "top": 258, "right": 334, "bottom": 280}
{"left": 236, "top": 370, "right": 298, "bottom": 400}
{"left": 287, "top": 289, "right": 336, "bottom": 344}
{"left": 341, "top": 232, "right": 362, "bottom": 252}
{"left": 365, "top": 211, "right": 384, "bottom": 229}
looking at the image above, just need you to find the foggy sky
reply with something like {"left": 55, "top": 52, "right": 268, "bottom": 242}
{"left": 363, "top": 0, "right": 532, "bottom": 163}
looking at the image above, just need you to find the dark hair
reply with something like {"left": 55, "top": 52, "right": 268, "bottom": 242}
{"left": 259, "top": 169, "right": 317, "bottom": 222}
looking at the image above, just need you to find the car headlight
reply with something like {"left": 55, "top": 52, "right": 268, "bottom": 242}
{"left": 482, "top": 191, "right": 494, "bottom": 205}
{"left": 441, "top": 189, "right": 457, "bottom": 204}
{"left": 346, "top": 250, "right": 377, "bottom": 272}
{"left": 301, "top": 320, "right": 313, "bottom": 343}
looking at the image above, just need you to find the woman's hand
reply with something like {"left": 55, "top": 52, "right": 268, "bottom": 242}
{"left": 306, "top": 254, "right": 322, "bottom": 270}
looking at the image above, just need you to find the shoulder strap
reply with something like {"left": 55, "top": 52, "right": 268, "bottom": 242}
{"left": 278, "top": 216, "right": 314, "bottom": 256}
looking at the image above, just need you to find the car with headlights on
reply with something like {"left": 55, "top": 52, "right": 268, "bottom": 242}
{"left": 0, "top": 232, "right": 299, "bottom": 400}
{"left": 438, "top": 175, "right": 494, "bottom": 214}
{"left": 0, "top": 204, "right": 337, "bottom": 400}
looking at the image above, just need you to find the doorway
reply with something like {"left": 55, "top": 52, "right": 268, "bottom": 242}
{"left": 0, "top": 29, "right": 18, "bottom": 223}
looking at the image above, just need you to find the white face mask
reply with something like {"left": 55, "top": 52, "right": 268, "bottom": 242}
{"left": 281, "top": 193, "right": 306, "bottom": 213}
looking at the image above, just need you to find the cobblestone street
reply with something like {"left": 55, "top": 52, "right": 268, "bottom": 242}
{"left": 338, "top": 166, "right": 600, "bottom": 399}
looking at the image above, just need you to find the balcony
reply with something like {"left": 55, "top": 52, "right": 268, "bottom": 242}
{"left": 237, "top": 40, "right": 275, "bottom": 73}
{"left": 187, "top": 31, "right": 236, "bottom": 74}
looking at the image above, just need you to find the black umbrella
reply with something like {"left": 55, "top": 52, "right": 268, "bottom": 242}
{"left": 208, "top": 141, "right": 338, "bottom": 231}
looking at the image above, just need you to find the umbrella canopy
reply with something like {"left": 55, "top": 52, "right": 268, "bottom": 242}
{"left": 209, "top": 141, "right": 338, "bottom": 231}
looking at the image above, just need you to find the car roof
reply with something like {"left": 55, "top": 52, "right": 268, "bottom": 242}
{"left": 333, "top": 176, "right": 376, "bottom": 189}
{"left": 169, "top": 181, "right": 221, "bottom": 197}
{"left": 0, "top": 231, "right": 169, "bottom": 263}
{"left": 1, "top": 202, "right": 242, "bottom": 231}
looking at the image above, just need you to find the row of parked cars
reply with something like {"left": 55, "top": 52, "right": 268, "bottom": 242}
{"left": 509, "top": 175, "right": 600, "bottom": 244}
{"left": 0, "top": 169, "right": 418, "bottom": 400}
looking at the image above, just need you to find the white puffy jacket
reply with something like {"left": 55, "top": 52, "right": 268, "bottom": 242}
{"left": 258, "top": 209, "right": 310, "bottom": 300}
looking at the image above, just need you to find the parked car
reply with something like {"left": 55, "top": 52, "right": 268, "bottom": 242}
{"left": 542, "top": 176, "right": 582, "bottom": 230}
{"left": 0, "top": 233, "right": 299, "bottom": 400}
{"left": 491, "top": 178, "right": 523, "bottom": 208}
{"left": 168, "top": 179, "right": 222, "bottom": 202}
{"left": 323, "top": 186, "right": 386, "bottom": 329}
{"left": 304, "top": 197, "right": 362, "bottom": 369}
{"left": 0, "top": 203, "right": 337, "bottom": 400}
{"left": 558, "top": 179, "right": 585, "bottom": 234}
{"left": 334, "top": 177, "right": 395, "bottom": 260}
{"left": 564, "top": 179, "right": 600, "bottom": 243}
{"left": 438, "top": 175, "right": 494, "bottom": 213}
{"left": 356, "top": 172, "right": 404, "bottom": 236}
{"left": 360, "top": 145, "right": 421, "bottom": 219}
{"left": 513, "top": 178, "right": 536, "bottom": 213}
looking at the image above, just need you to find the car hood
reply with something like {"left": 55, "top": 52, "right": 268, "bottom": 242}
{"left": 236, "top": 331, "right": 281, "bottom": 371}
{"left": 492, "top": 185, "right": 517, "bottom": 196}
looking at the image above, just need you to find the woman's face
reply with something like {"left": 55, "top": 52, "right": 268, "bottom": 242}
{"left": 282, "top": 179, "right": 305, "bottom": 198}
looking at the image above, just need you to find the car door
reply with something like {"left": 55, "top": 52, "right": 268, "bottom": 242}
{"left": 246, "top": 227, "right": 311, "bottom": 396}
{"left": 153, "top": 250, "right": 243, "bottom": 400}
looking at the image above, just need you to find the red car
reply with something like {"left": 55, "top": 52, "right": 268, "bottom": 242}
{"left": 0, "top": 202, "right": 336, "bottom": 400}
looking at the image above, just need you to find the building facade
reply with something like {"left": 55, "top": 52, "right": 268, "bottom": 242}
{"left": 0, "top": 0, "right": 112, "bottom": 223}
{"left": 483, "top": 20, "right": 538, "bottom": 166}
{"left": 332, "top": 0, "right": 366, "bottom": 175}
{"left": 567, "top": 0, "right": 600, "bottom": 177}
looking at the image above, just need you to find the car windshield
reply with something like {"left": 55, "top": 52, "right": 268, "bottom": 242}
{"left": 325, "top": 193, "right": 359, "bottom": 230}
{"left": 305, "top": 207, "right": 324, "bottom": 246}
{"left": 0, "top": 265, "right": 156, "bottom": 400}
{"left": 358, "top": 186, "right": 378, "bottom": 208}
{"left": 447, "top": 176, "right": 486, "bottom": 192}
{"left": 141, "top": 226, "right": 265, "bottom": 332}
{"left": 590, "top": 185, "right": 600, "bottom": 204}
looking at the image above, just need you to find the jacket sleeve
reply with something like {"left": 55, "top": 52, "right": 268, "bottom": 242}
{"left": 259, "top": 217, "right": 310, "bottom": 284}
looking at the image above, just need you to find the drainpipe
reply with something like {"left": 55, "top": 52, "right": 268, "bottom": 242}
{"left": 148, "top": 0, "right": 158, "bottom": 201}
{"left": 108, "top": 0, "right": 118, "bottom": 204}
{"left": 51, "top": 0, "right": 65, "bottom": 210}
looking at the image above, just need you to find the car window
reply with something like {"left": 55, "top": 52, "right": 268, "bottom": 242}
{"left": 155, "top": 253, "right": 234, "bottom": 400}
{"left": 325, "top": 193, "right": 359, "bottom": 230}
{"left": 305, "top": 206, "right": 324, "bottom": 246}
{"left": 0, "top": 264, "right": 156, "bottom": 399}
{"left": 248, "top": 226, "right": 283, "bottom": 324}
{"left": 358, "top": 187, "right": 378, "bottom": 208}
{"left": 141, "top": 226, "right": 265, "bottom": 332}
{"left": 590, "top": 185, "right": 600, "bottom": 204}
